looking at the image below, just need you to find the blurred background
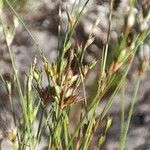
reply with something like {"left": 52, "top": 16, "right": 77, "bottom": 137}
{"left": 0, "top": 0, "right": 150, "bottom": 149}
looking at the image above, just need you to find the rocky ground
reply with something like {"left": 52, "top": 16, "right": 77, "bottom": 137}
{"left": 0, "top": 0, "right": 150, "bottom": 149}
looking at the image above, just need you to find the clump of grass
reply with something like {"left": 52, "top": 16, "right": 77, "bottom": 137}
{"left": 0, "top": 0, "right": 150, "bottom": 149}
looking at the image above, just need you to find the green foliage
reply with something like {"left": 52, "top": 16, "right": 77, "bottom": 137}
{"left": 0, "top": 0, "right": 149, "bottom": 150}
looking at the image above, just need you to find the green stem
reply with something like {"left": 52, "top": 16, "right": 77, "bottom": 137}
{"left": 0, "top": 16, "right": 30, "bottom": 136}
{"left": 119, "top": 78, "right": 140, "bottom": 150}
{"left": 102, "top": 0, "right": 113, "bottom": 74}
{"left": 120, "top": 84, "right": 125, "bottom": 145}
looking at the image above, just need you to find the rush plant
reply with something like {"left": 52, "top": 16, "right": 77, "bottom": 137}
{"left": 0, "top": 0, "right": 149, "bottom": 150}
